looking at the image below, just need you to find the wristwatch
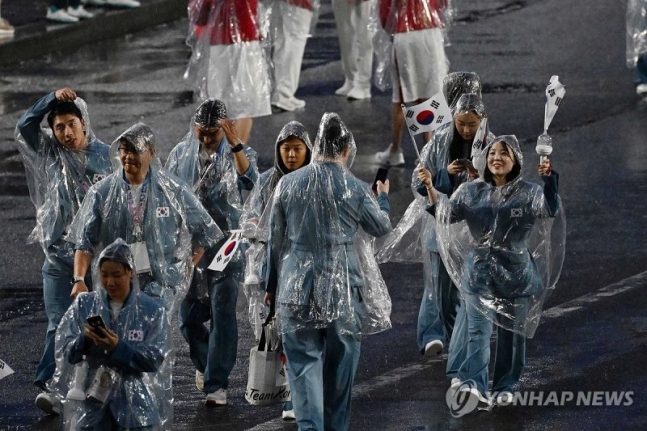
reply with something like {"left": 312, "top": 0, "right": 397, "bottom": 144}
{"left": 71, "top": 275, "right": 84, "bottom": 285}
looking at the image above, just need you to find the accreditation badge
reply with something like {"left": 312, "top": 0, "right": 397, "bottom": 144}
{"left": 129, "top": 241, "right": 152, "bottom": 274}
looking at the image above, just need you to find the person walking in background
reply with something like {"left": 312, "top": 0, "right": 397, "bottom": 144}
{"left": 270, "top": 0, "right": 317, "bottom": 112}
{"left": 185, "top": 0, "right": 272, "bottom": 144}
{"left": 373, "top": 0, "right": 450, "bottom": 167}
{"left": 332, "top": 0, "right": 375, "bottom": 100}
{"left": 627, "top": 0, "right": 647, "bottom": 96}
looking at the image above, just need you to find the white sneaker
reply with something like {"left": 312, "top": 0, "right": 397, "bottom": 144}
{"left": 282, "top": 409, "right": 296, "bottom": 420}
{"left": 346, "top": 86, "right": 371, "bottom": 100}
{"left": 35, "top": 392, "right": 61, "bottom": 415}
{"left": 46, "top": 7, "right": 79, "bottom": 23}
{"left": 195, "top": 370, "right": 204, "bottom": 391}
{"left": 335, "top": 81, "right": 353, "bottom": 97}
{"left": 459, "top": 387, "right": 492, "bottom": 411}
{"left": 205, "top": 388, "right": 227, "bottom": 406}
{"left": 0, "top": 18, "right": 15, "bottom": 37}
{"left": 424, "top": 340, "right": 444, "bottom": 359}
{"left": 636, "top": 83, "right": 647, "bottom": 96}
{"left": 272, "top": 98, "right": 306, "bottom": 112}
{"left": 67, "top": 5, "right": 94, "bottom": 19}
{"left": 374, "top": 146, "right": 405, "bottom": 166}
{"left": 104, "top": 0, "right": 141, "bottom": 7}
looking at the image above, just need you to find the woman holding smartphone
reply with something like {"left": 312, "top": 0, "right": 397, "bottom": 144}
{"left": 50, "top": 239, "right": 169, "bottom": 430}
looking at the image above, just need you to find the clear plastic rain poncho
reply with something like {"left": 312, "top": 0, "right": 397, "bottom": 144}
{"left": 67, "top": 122, "right": 224, "bottom": 314}
{"left": 266, "top": 113, "right": 393, "bottom": 335}
{"left": 434, "top": 135, "right": 566, "bottom": 338}
{"left": 239, "top": 120, "right": 312, "bottom": 338}
{"left": 371, "top": 0, "right": 454, "bottom": 92}
{"left": 626, "top": 0, "right": 647, "bottom": 68}
{"left": 184, "top": 0, "right": 272, "bottom": 119}
{"left": 13, "top": 95, "right": 112, "bottom": 256}
{"left": 49, "top": 239, "right": 170, "bottom": 430}
{"left": 165, "top": 100, "right": 258, "bottom": 299}
{"left": 377, "top": 92, "right": 492, "bottom": 267}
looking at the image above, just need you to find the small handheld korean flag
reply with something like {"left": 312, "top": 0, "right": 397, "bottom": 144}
{"left": 0, "top": 358, "right": 15, "bottom": 380}
{"left": 471, "top": 117, "right": 488, "bottom": 174}
{"left": 209, "top": 229, "right": 244, "bottom": 272}
{"left": 404, "top": 91, "right": 452, "bottom": 135}
{"left": 543, "top": 75, "right": 565, "bottom": 133}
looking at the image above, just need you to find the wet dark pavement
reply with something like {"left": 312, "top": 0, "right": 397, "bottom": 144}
{"left": 1, "top": 0, "right": 647, "bottom": 429}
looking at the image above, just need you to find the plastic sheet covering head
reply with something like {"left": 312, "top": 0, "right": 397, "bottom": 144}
{"left": 184, "top": 0, "right": 272, "bottom": 119}
{"left": 376, "top": 93, "right": 492, "bottom": 265}
{"left": 267, "top": 113, "right": 392, "bottom": 335}
{"left": 443, "top": 71, "right": 482, "bottom": 109}
{"left": 48, "top": 239, "right": 170, "bottom": 430}
{"left": 194, "top": 98, "right": 228, "bottom": 128}
{"left": 434, "top": 135, "right": 566, "bottom": 338}
{"left": 626, "top": 0, "right": 647, "bottom": 68}
{"left": 13, "top": 96, "right": 111, "bottom": 255}
{"left": 67, "top": 122, "right": 223, "bottom": 314}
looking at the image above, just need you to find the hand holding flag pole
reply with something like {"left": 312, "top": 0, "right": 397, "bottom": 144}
{"left": 536, "top": 76, "right": 565, "bottom": 163}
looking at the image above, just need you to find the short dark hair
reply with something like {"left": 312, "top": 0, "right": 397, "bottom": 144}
{"left": 483, "top": 141, "right": 521, "bottom": 185}
{"left": 47, "top": 101, "right": 83, "bottom": 130}
{"left": 99, "top": 257, "right": 132, "bottom": 272}
{"left": 195, "top": 99, "right": 227, "bottom": 128}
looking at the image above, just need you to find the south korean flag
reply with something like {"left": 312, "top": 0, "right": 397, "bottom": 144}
{"left": 403, "top": 91, "right": 452, "bottom": 135}
{"left": 208, "top": 230, "right": 244, "bottom": 272}
{"left": 128, "top": 330, "right": 144, "bottom": 341}
{"left": 471, "top": 118, "right": 489, "bottom": 174}
{"left": 156, "top": 207, "right": 170, "bottom": 218}
{"left": 543, "top": 75, "right": 565, "bottom": 133}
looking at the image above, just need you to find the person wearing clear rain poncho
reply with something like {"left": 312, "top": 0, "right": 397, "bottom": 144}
{"left": 13, "top": 88, "right": 112, "bottom": 415}
{"left": 51, "top": 239, "right": 168, "bottom": 430}
{"left": 239, "top": 120, "right": 312, "bottom": 421}
{"left": 372, "top": 0, "right": 451, "bottom": 166}
{"left": 413, "top": 91, "right": 492, "bottom": 360}
{"left": 185, "top": 0, "right": 272, "bottom": 143}
{"left": 418, "top": 135, "right": 565, "bottom": 410}
{"left": 67, "top": 122, "right": 223, "bottom": 428}
{"left": 165, "top": 99, "right": 258, "bottom": 406}
{"left": 264, "top": 113, "right": 392, "bottom": 430}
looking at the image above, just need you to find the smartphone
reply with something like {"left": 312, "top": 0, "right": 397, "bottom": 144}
{"left": 87, "top": 315, "right": 107, "bottom": 337}
{"left": 372, "top": 168, "right": 389, "bottom": 193}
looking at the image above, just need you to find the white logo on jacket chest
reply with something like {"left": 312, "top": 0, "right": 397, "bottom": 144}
{"left": 92, "top": 174, "right": 105, "bottom": 184}
{"left": 156, "top": 207, "right": 169, "bottom": 217}
{"left": 128, "top": 330, "right": 144, "bottom": 341}
{"left": 511, "top": 208, "right": 523, "bottom": 218}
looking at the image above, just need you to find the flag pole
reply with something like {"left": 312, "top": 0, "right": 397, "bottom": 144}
{"left": 401, "top": 103, "right": 421, "bottom": 160}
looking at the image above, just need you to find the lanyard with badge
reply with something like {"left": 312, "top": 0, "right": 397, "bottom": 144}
{"left": 126, "top": 178, "right": 152, "bottom": 274}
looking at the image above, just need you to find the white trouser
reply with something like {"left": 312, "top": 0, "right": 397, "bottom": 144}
{"left": 332, "top": 0, "right": 375, "bottom": 90}
{"left": 207, "top": 41, "right": 272, "bottom": 119}
{"left": 271, "top": 2, "right": 313, "bottom": 105}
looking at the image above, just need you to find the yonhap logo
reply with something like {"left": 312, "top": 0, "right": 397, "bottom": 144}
{"left": 445, "top": 380, "right": 479, "bottom": 417}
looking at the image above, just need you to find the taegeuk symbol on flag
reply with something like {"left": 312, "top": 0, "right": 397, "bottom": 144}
{"left": 404, "top": 91, "right": 452, "bottom": 135}
{"left": 209, "top": 229, "right": 244, "bottom": 272}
